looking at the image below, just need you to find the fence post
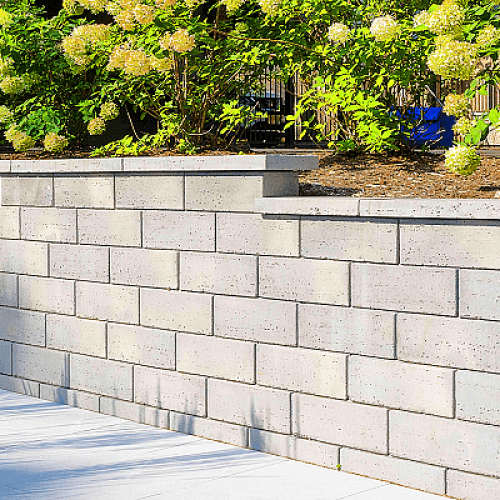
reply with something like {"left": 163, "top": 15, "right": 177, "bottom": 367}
{"left": 284, "top": 76, "right": 295, "bottom": 148}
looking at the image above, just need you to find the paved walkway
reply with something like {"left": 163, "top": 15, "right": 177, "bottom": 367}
{"left": 0, "top": 389, "right": 443, "bottom": 500}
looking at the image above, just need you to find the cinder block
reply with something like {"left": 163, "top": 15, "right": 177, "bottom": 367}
{"left": 390, "top": 410, "right": 500, "bottom": 476}
{"left": 292, "top": 393, "right": 388, "bottom": 453}
{"left": 141, "top": 289, "right": 212, "bottom": 334}
{"left": 352, "top": 264, "right": 456, "bottom": 315}
{"left": 299, "top": 304, "right": 395, "bottom": 358}
{"left": 13, "top": 344, "right": 69, "bottom": 387}
{"left": 54, "top": 176, "right": 114, "bottom": 208}
{"left": 11, "top": 158, "right": 122, "bottom": 173}
{"left": 349, "top": 356, "right": 454, "bottom": 417}
{"left": 456, "top": 370, "right": 500, "bottom": 425}
{"left": 0, "top": 307, "right": 45, "bottom": 346}
{"left": 110, "top": 248, "right": 178, "bottom": 288}
{"left": 78, "top": 209, "right": 141, "bottom": 246}
{"left": 1, "top": 176, "right": 52, "bottom": 206}
{"left": 19, "top": 276, "right": 75, "bottom": 315}
{"left": 0, "top": 340, "right": 11, "bottom": 375}
{"left": 21, "top": 207, "right": 76, "bottom": 243}
{"left": 177, "top": 333, "right": 255, "bottom": 382}
{"left": 447, "top": 470, "right": 500, "bottom": 500}
{"left": 216, "top": 213, "right": 299, "bottom": 257}
{"left": 0, "top": 273, "right": 17, "bottom": 307}
{"left": 134, "top": 365, "right": 206, "bottom": 416}
{"left": 214, "top": 296, "right": 296, "bottom": 346}
{"left": 181, "top": 252, "right": 257, "bottom": 297}
{"left": 400, "top": 221, "right": 500, "bottom": 268}
{"left": 0, "top": 374, "right": 39, "bottom": 397}
{"left": 301, "top": 218, "right": 397, "bottom": 263}
{"left": 0, "top": 207, "right": 20, "bottom": 238}
{"left": 50, "top": 244, "right": 109, "bottom": 282}
{"left": 47, "top": 314, "right": 106, "bottom": 358}
{"left": 208, "top": 379, "right": 290, "bottom": 433}
{"left": 39, "top": 384, "right": 100, "bottom": 412}
{"left": 170, "top": 412, "right": 248, "bottom": 447}
{"left": 0, "top": 239, "right": 48, "bottom": 275}
{"left": 115, "top": 174, "right": 184, "bottom": 209}
{"left": 143, "top": 211, "right": 215, "bottom": 251}
{"left": 185, "top": 172, "right": 298, "bottom": 212}
{"left": 397, "top": 314, "right": 500, "bottom": 373}
{"left": 340, "top": 448, "right": 446, "bottom": 495}
{"left": 76, "top": 282, "right": 139, "bottom": 323}
{"left": 108, "top": 323, "right": 175, "bottom": 369}
{"left": 257, "top": 345, "right": 347, "bottom": 399}
{"left": 100, "top": 397, "right": 169, "bottom": 428}
{"left": 70, "top": 354, "right": 133, "bottom": 400}
{"left": 260, "top": 257, "right": 349, "bottom": 305}
{"left": 249, "top": 429, "right": 340, "bottom": 468}
{"left": 460, "top": 269, "right": 500, "bottom": 320}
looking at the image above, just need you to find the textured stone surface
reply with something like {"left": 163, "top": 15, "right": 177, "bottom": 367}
{"left": 447, "top": 470, "right": 500, "bottom": 500}
{"left": 100, "top": 397, "right": 170, "bottom": 428}
{"left": 21, "top": 207, "right": 76, "bottom": 243}
{"left": 0, "top": 307, "right": 45, "bottom": 346}
{"left": 40, "top": 385, "right": 100, "bottom": 412}
{"left": 254, "top": 197, "right": 359, "bottom": 216}
{"left": 0, "top": 240, "right": 48, "bottom": 276}
{"left": 0, "top": 374, "right": 39, "bottom": 397}
{"left": 0, "top": 273, "right": 17, "bottom": 307}
{"left": 1, "top": 176, "right": 53, "bottom": 206}
{"left": 0, "top": 207, "right": 20, "bottom": 238}
{"left": 19, "top": 276, "right": 75, "bottom": 315}
{"left": 49, "top": 244, "right": 109, "bottom": 282}
{"left": 460, "top": 269, "right": 500, "bottom": 320}
{"left": 54, "top": 176, "right": 114, "bottom": 208}
{"left": 0, "top": 340, "right": 11, "bottom": 375}
{"left": 11, "top": 158, "right": 122, "bottom": 173}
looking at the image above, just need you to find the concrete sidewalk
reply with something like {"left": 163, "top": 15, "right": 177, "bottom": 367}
{"left": 0, "top": 389, "right": 443, "bottom": 500}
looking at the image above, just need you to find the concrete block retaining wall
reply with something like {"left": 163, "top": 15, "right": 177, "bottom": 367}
{"left": 0, "top": 154, "right": 499, "bottom": 500}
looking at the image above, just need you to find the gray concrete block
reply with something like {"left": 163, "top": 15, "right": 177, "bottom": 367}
{"left": 0, "top": 240, "right": 48, "bottom": 276}
{"left": 301, "top": 218, "right": 397, "bottom": 263}
{"left": 141, "top": 289, "right": 212, "bottom": 334}
{"left": 390, "top": 410, "right": 500, "bottom": 476}
{"left": 181, "top": 252, "right": 257, "bottom": 297}
{"left": 134, "top": 365, "right": 206, "bottom": 416}
{"left": 460, "top": 269, "right": 500, "bottom": 320}
{"left": 100, "top": 397, "right": 169, "bottom": 428}
{"left": 0, "top": 160, "right": 10, "bottom": 172}
{"left": 143, "top": 211, "right": 215, "bottom": 251}
{"left": 78, "top": 209, "right": 141, "bottom": 246}
{"left": 115, "top": 175, "right": 184, "bottom": 209}
{"left": 259, "top": 257, "right": 349, "bottom": 305}
{"left": 70, "top": 354, "right": 133, "bottom": 400}
{"left": 0, "top": 374, "right": 39, "bottom": 397}
{"left": 447, "top": 470, "right": 500, "bottom": 500}
{"left": 47, "top": 314, "right": 106, "bottom": 358}
{"left": 108, "top": 323, "right": 175, "bottom": 369}
{"left": 19, "top": 276, "right": 75, "bottom": 315}
{"left": 11, "top": 158, "right": 122, "bottom": 173}
{"left": 76, "top": 282, "right": 139, "bottom": 324}
{"left": 0, "top": 207, "right": 20, "bottom": 238}
{"left": 21, "top": 207, "right": 76, "bottom": 243}
{"left": 39, "top": 384, "right": 100, "bottom": 412}
{"left": 0, "top": 306, "right": 45, "bottom": 346}
{"left": 400, "top": 221, "right": 500, "bottom": 268}
{"left": 216, "top": 213, "right": 299, "bottom": 257}
{"left": 170, "top": 412, "right": 248, "bottom": 447}
{"left": 49, "top": 244, "right": 109, "bottom": 282}
{"left": 292, "top": 393, "right": 388, "bottom": 453}
{"left": 299, "top": 304, "right": 395, "bottom": 358}
{"left": 13, "top": 344, "right": 69, "bottom": 387}
{"left": 54, "top": 176, "right": 114, "bottom": 208}
{"left": 1, "top": 176, "right": 52, "bottom": 206}
{"left": 110, "top": 248, "right": 178, "bottom": 288}
{"left": 340, "top": 448, "right": 446, "bottom": 495}
{"left": 0, "top": 273, "right": 17, "bottom": 307}
{"left": 257, "top": 344, "right": 347, "bottom": 399}
{"left": 349, "top": 356, "right": 454, "bottom": 417}
{"left": 249, "top": 429, "right": 340, "bottom": 468}
{"left": 214, "top": 296, "right": 296, "bottom": 346}
{"left": 185, "top": 172, "right": 298, "bottom": 212}
{"left": 397, "top": 314, "right": 500, "bottom": 373}
{"left": 352, "top": 264, "right": 456, "bottom": 315}
{"left": 177, "top": 333, "right": 255, "bottom": 383}
{"left": 456, "top": 370, "right": 500, "bottom": 425}
{"left": 208, "top": 379, "right": 290, "bottom": 434}
{"left": 0, "top": 340, "right": 11, "bottom": 375}
{"left": 254, "top": 197, "right": 359, "bottom": 216}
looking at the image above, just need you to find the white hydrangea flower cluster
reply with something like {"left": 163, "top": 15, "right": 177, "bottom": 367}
{"left": 63, "top": 0, "right": 85, "bottom": 15}
{"left": 124, "top": 49, "right": 151, "bottom": 75}
{"left": 444, "top": 144, "right": 481, "bottom": 175}
{"left": 452, "top": 116, "right": 475, "bottom": 136}
{"left": 443, "top": 93, "right": 469, "bottom": 116}
{"left": 100, "top": 102, "right": 120, "bottom": 120}
{"left": 62, "top": 24, "right": 111, "bottom": 67}
{"left": 185, "top": 0, "right": 202, "bottom": 9}
{"left": 133, "top": 4, "right": 155, "bottom": 24}
{"left": 107, "top": 45, "right": 170, "bottom": 76}
{"left": 77, "top": 0, "right": 108, "bottom": 13}
{"left": 476, "top": 25, "right": 500, "bottom": 47}
{"left": 156, "top": 0, "right": 176, "bottom": 8}
{"left": 427, "top": 39, "right": 477, "bottom": 80}
{"left": 370, "top": 15, "right": 400, "bottom": 42}
{"left": 105, "top": 1, "right": 157, "bottom": 30}
{"left": 328, "top": 23, "right": 350, "bottom": 44}
{"left": 222, "top": 0, "right": 245, "bottom": 15}
{"left": 88, "top": 117, "right": 106, "bottom": 135}
{"left": 258, "top": 0, "right": 282, "bottom": 16}
{"left": 424, "top": 0, "right": 465, "bottom": 35}
{"left": 150, "top": 55, "right": 173, "bottom": 73}
{"left": 0, "top": 75, "right": 27, "bottom": 94}
{"left": 44, "top": 133, "right": 69, "bottom": 153}
{"left": 0, "top": 105, "right": 13, "bottom": 123}
{"left": 115, "top": 10, "right": 136, "bottom": 30}
{"left": 413, "top": 10, "right": 430, "bottom": 28}
{"left": 0, "top": 57, "right": 14, "bottom": 77}
{"left": 0, "top": 9, "right": 13, "bottom": 27}
{"left": 5, "top": 125, "right": 35, "bottom": 152}
{"left": 160, "top": 29, "right": 196, "bottom": 52}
